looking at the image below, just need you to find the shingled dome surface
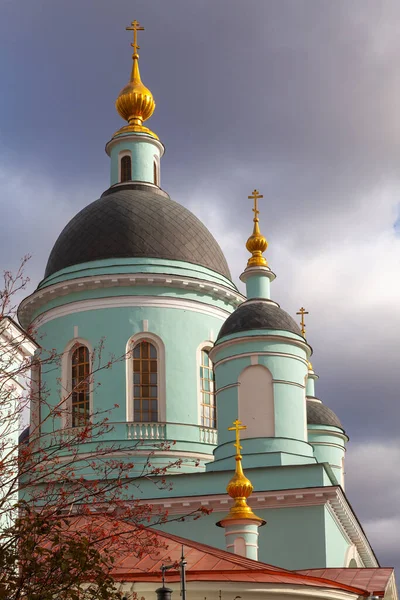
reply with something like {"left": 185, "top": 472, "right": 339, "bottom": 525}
{"left": 44, "top": 184, "right": 231, "bottom": 280}
{"left": 307, "top": 400, "right": 343, "bottom": 429}
{"left": 217, "top": 300, "right": 302, "bottom": 340}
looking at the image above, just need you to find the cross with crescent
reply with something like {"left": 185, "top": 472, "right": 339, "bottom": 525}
{"left": 248, "top": 189, "right": 263, "bottom": 221}
{"left": 126, "top": 19, "right": 144, "bottom": 55}
{"left": 296, "top": 307, "right": 309, "bottom": 337}
{"left": 228, "top": 419, "right": 247, "bottom": 457}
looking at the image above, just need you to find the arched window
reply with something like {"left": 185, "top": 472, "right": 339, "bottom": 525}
{"left": 200, "top": 349, "right": 216, "bottom": 428}
{"left": 133, "top": 341, "right": 158, "bottom": 422}
{"left": 120, "top": 155, "right": 132, "bottom": 182}
{"left": 71, "top": 345, "right": 90, "bottom": 427}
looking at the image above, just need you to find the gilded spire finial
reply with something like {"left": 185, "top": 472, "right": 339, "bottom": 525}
{"left": 223, "top": 420, "right": 263, "bottom": 522}
{"left": 245, "top": 190, "right": 268, "bottom": 268}
{"left": 114, "top": 19, "right": 158, "bottom": 139}
{"left": 296, "top": 307, "right": 313, "bottom": 370}
{"left": 126, "top": 19, "right": 144, "bottom": 57}
{"left": 296, "top": 307, "right": 309, "bottom": 338}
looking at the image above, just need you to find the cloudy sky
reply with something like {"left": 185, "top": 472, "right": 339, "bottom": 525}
{"left": 1, "top": 0, "right": 399, "bottom": 574}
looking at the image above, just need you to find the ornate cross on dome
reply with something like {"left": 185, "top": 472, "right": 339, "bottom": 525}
{"left": 248, "top": 189, "right": 264, "bottom": 222}
{"left": 126, "top": 19, "right": 144, "bottom": 55}
{"left": 296, "top": 306, "right": 309, "bottom": 337}
{"left": 228, "top": 419, "right": 247, "bottom": 457}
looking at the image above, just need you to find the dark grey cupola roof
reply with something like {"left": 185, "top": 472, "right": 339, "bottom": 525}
{"left": 217, "top": 299, "right": 302, "bottom": 340}
{"left": 306, "top": 400, "right": 343, "bottom": 429}
{"left": 44, "top": 184, "right": 231, "bottom": 280}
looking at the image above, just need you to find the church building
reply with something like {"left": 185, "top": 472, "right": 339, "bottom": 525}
{"left": 17, "top": 20, "right": 397, "bottom": 600}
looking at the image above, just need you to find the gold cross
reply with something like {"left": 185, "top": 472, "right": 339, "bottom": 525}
{"left": 296, "top": 307, "right": 309, "bottom": 337}
{"left": 248, "top": 189, "right": 264, "bottom": 221}
{"left": 126, "top": 19, "right": 145, "bottom": 55}
{"left": 228, "top": 419, "right": 247, "bottom": 457}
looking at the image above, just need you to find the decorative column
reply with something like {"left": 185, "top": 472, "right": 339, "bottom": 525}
{"left": 217, "top": 419, "right": 265, "bottom": 560}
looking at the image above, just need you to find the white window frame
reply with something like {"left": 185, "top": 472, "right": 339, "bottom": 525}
{"left": 197, "top": 341, "right": 216, "bottom": 429}
{"left": 61, "top": 338, "right": 93, "bottom": 429}
{"left": 118, "top": 150, "right": 132, "bottom": 183}
{"left": 153, "top": 154, "right": 160, "bottom": 186}
{"left": 126, "top": 332, "right": 166, "bottom": 423}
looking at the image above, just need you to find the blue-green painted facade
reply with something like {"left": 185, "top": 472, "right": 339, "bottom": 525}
{"left": 18, "top": 112, "right": 375, "bottom": 572}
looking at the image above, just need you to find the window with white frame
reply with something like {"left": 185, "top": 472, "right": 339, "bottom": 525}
{"left": 200, "top": 349, "right": 216, "bottom": 428}
{"left": 120, "top": 154, "right": 132, "bottom": 182}
{"left": 132, "top": 341, "right": 158, "bottom": 422}
{"left": 71, "top": 344, "right": 90, "bottom": 427}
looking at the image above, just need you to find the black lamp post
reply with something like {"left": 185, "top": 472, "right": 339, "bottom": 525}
{"left": 156, "top": 546, "right": 187, "bottom": 600}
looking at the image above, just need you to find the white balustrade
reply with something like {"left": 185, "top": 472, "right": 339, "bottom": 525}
{"left": 126, "top": 422, "right": 166, "bottom": 440}
{"left": 199, "top": 427, "right": 218, "bottom": 445}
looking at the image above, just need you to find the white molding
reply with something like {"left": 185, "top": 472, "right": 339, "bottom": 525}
{"left": 105, "top": 132, "right": 165, "bottom": 157}
{"left": 125, "top": 332, "right": 166, "bottom": 423}
{"left": 308, "top": 429, "right": 348, "bottom": 443}
{"left": 215, "top": 382, "right": 240, "bottom": 396}
{"left": 31, "top": 295, "right": 234, "bottom": 329}
{"left": 20, "top": 273, "right": 244, "bottom": 327}
{"left": 0, "top": 317, "right": 38, "bottom": 360}
{"left": 211, "top": 347, "right": 309, "bottom": 368}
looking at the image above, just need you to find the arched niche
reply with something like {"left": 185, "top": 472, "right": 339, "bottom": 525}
{"left": 238, "top": 364, "right": 274, "bottom": 438}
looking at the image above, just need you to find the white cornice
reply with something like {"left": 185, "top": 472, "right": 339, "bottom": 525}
{"left": 211, "top": 347, "right": 310, "bottom": 368}
{"left": 0, "top": 317, "right": 37, "bottom": 358}
{"left": 19, "top": 273, "right": 245, "bottom": 327}
{"left": 105, "top": 132, "right": 165, "bottom": 156}
{"left": 31, "top": 296, "right": 235, "bottom": 328}
{"left": 138, "top": 486, "right": 377, "bottom": 568}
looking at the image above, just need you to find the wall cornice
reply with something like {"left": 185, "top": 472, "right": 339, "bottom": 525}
{"left": 140, "top": 485, "right": 377, "bottom": 568}
{"left": 18, "top": 272, "right": 245, "bottom": 328}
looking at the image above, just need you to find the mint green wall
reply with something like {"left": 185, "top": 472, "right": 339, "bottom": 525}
{"left": 308, "top": 424, "right": 346, "bottom": 486}
{"left": 210, "top": 333, "right": 314, "bottom": 469}
{"left": 108, "top": 135, "right": 162, "bottom": 186}
{"left": 306, "top": 373, "right": 316, "bottom": 397}
{"left": 38, "top": 304, "right": 224, "bottom": 424}
{"left": 324, "top": 505, "right": 349, "bottom": 566}
{"left": 157, "top": 503, "right": 347, "bottom": 569}
{"left": 36, "top": 302, "right": 226, "bottom": 471}
{"left": 245, "top": 273, "right": 270, "bottom": 299}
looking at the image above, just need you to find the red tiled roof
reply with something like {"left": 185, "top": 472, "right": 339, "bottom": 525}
{"left": 63, "top": 515, "right": 387, "bottom": 596}
{"left": 297, "top": 569, "right": 395, "bottom": 596}
{"left": 107, "top": 527, "right": 369, "bottom": 594}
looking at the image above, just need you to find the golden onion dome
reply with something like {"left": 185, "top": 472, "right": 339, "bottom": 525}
{"left": 246, "top": 221, "right": 268, "bottom": 267}
{"left": 227, "top": 456, "right": 253, "bottom": 500}
{"left": 217, "top": 420, "right": 265, "bottom": 524}
{"left": 114, "top": 21, "right": 158, "bottom": 139}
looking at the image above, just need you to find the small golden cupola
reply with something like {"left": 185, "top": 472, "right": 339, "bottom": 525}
{"left": 216, "top": 420, "right": 265, "bottom": 559}
{"left": 246, "top": 189, "right": 268, "bottom": 267}
{"left": 224, "top": 419, "right": 264, "bottom": 522}
{"left": 114, "top": 20, "right": 158, "bottom": 139}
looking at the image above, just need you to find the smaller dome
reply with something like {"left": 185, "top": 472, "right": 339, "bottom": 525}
{"left": 307, "top": 400, "right": 343, "bottom": 429}
{"left": 217, "top": 299, "right": 302, "bottom": 340}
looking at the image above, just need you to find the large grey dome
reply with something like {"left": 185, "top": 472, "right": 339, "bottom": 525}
{"left": 44, "top": 183, "right": 231, "bottom": 280}
{"left": 307, "top": 400, "right": 343, "bottom": 429}
{"left": 217, "top": 299, "right": 302, "bottom": 340}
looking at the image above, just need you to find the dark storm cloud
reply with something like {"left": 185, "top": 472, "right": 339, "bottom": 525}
{"left": 1, "top": 0, "right": 399, "bottom": 574}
